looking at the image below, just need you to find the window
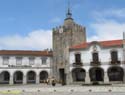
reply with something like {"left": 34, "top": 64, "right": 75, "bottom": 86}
{"left": 16, "top": 57, "right": 22, "bottom": 65}
{"left": 92, "top": 52, "right": 99, "bottom": 62}
{"left": 111, "top": 51, "right": 118, "bottom": 62}
{"left": 41, "top": 57, "right": 47, "bottom": 65}
{"left": 75, "top": 53, "right": 81, "bottom": 63}
{"left": 3, "top": 56, "right": 9, "bottom": 65}
{"left": 29, "top": 57, "right": 35, "bottom": 65}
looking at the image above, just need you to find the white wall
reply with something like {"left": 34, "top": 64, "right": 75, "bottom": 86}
{"left": 69, "top": 44, "right": 124, "bottom": 72}
{"left": 0, "top": 55, "right": 52, "bottom": 68}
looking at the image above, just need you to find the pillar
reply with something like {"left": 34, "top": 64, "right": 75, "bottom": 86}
{"left": 23, "top": 75, "right": 27, "bottom": 84}
{"left": 9, "top": 75, "right": 13, "bottom": 85}
{"left": 66, "top": 72, "right": 72, "bottom": 85}
{"left": 104, "top": 72, "right": 109, "bottom": 83}
{"left": 36, "top": 75, "right": 40, "bottom": 84}
{"left": 85, "top": 72, "right": 90, "bottom": 84}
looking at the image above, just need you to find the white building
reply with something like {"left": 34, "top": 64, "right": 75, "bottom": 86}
{"left": 0, "top": 50, "right": 53, "bottom": 85}
{"left": 69, "top": 39, "right": 125, "bottom": 84}
{"left": 0, "top": 40, "right": 125, "bottom": 85}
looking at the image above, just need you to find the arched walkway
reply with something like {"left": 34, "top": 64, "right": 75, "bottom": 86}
{"left": 39, "top": 71, "right": 48, "bottom": 83}
{"left": 89, "top": 67, "right": 104, "bottom": 82}
{"left": 0, "top": 71, "right": 10, "bottom": 84}
{"left": 27, "top": 71, "right": 36, "bottom": 84}
{"left": 13, "top": 71, "right": 23, "bottom": 84}
{"left": 72, "top": 68, "right": 86, "bottom": 82}
{"left": 108, "top": 66, "right": 124, "bottom": 81}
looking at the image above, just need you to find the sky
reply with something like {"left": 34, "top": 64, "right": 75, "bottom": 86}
{"left": 0, "top": 0, "right": 125, "bottom": 50}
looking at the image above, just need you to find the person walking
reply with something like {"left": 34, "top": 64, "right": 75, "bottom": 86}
{"left": 51, "top": 77, "right": 56, "bottom": 86}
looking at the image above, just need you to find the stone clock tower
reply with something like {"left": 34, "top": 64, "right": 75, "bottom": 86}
{"left": 52, "top": 7, "right": 86, "bottom": 84}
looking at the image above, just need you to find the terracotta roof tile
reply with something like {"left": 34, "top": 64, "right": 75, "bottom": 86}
{"left": 70, "top": 39, "right": 123, "bottom": 50}
{"left": 0, "top": 50, "right": 53, "bottom": 56}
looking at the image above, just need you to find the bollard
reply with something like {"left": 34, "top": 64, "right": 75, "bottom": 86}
{"left": 37, "top": 90, "right": 40, "bottom": 92}
{"left": 89, "top": 89, "right": 92, "bottom": 92}
{"left": 70, "top": 89, "right": 74, "bottom": 92}
{"left": 109, "top": 89, "right": 112, "bottom": 92}
{"left": 54, "top": 90, "right": 56, "bottom": 92}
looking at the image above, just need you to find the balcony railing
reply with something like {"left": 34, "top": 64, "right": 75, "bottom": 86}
{"left": 73, "top": 62, "right": 83, "bottom": 67}
{"left": 109, "top": 58, "right": 121, "bottom": 64}
{"left": 110, "top": 60, "right": 121, "bottom": 64}
{"left": 90, "top": 61, "right": 101, "bottom": 65}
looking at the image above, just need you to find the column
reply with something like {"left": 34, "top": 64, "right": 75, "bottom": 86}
{"left": 66, "top": 72, "right": 72, "bottom": 85}
{"left": 36, "top": 75, "right": 40, "bottom": 84}
{"left": 104, "top": 72, "right": 109, "bottom": 83}
{"left": 9, "top": 75, "right": 13, "bottom": 85}
{"left": 23, "top": 75, "right": 27, "bottom": 84}
{"left": 85, "top": 72, "right": 90, "bottom": 84}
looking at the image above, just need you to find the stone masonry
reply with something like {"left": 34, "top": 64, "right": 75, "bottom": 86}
{"left": 52, "top": 8, "right": 86, "bottom": 84}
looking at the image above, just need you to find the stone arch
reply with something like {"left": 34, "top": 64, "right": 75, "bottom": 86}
{"left": 72, "top": 68, "right": 86, "bottom": 82}
{"left": 108, "top": 66, "right": 124, "bottom": 81}
{"left": 27, "top": 71, "right": 36, "bottom": 84}
{"left": 0, "top": 71, "right": 10, "bottom": 84}
{"left": 39, "top": 71, "right": 48, "bottom": 83}
{"left": 13, "top": 71, "right": 23, "bottom": 84}
{"left": 89, "top": 67, "right": 104, "bottom": 82}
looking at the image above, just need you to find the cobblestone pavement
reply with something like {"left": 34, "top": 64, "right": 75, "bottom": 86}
{"left": 0, "top": 92, "right": 125, "bottom": 95}
{"left": 0, "top": 84, "right": 125, "bottom": 95}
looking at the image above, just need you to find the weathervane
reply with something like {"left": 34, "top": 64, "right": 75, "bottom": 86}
{"left": 66, "top": 0, "right": 72, "bottom": 19}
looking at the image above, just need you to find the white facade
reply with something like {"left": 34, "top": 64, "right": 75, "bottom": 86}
{"left": 68, "top": 40, "right": 125, "bottom": 84}
{"left": 0, "top": 50, "right": 53, "bottom": 85}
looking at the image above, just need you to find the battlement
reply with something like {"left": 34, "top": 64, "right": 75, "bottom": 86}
{"left": 53, "top": 23, "right": 85, "bottom": 35}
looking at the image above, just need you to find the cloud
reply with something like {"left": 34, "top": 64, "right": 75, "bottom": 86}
{"left": 93, "top": 8, "right": 125, "bottom": 19}
{"left": 88, "top": 20, "right": 125, "bottom": 41}
{"left": 0, "top": 30, "right": 52, "bottom": 50}
{"left": 88, "top": 8, "right": 125, "bottom": 42}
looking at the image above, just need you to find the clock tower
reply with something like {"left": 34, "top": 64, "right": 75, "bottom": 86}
{"left": 52, "top": 4, "right": 86, "bottom": 84}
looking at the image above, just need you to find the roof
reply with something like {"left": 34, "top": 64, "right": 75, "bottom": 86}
{"left": 0, "top": 50, "right": 53, "bottom": 56}
{"left": 70, "top": 39, "right": 123, "bottom": 50}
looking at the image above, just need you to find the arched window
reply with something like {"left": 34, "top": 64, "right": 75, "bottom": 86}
{"left": 39, "top": 71, "right": 48, "bottom": 83}
{"left": 0, "top": 71, "right": 10, "bottom": 84}
{"left": 27, "top": 71, "right": 36, "bottom": 83}
{"left": 89, "top": 67, "right": 104, "bottom": 82}
{"left": 108, "top": 66, "right": 124, "bottom": 81}
{"left": 72, "top": 68, "right": 86, "bottom": 82}
{"left": 13, "top": 71, "right": 23, "bottom": 84}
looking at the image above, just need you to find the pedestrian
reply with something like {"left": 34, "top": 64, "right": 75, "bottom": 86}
{"left": 46, "top": 78, "right": 50, "bottom": 85}
{"left": 51, "top": 77, "right": 56, "bottom": 86}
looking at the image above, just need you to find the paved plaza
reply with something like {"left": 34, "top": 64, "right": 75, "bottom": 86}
{"left": 0, "top": 84, "right": 125, "bottom": 95}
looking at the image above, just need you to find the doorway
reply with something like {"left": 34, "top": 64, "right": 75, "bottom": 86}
{"left": 59, "top": 69, "right": 66, "bottom": 85}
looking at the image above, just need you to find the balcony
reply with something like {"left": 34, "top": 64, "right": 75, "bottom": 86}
{"left": 73, "top": 62, "right": 83, "bottom": 67}
{"left": 110, "top": 60, "right": 121, "bottom": 64}
{"left": 90, "top": 61, "right": 101, "bottom": 66}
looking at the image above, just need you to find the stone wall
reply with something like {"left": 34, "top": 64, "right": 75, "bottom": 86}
{"left": 52, "top": 18, "right": 86, "bottom": 83}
